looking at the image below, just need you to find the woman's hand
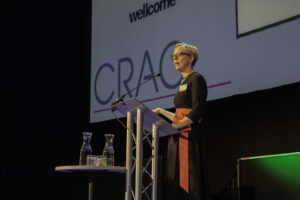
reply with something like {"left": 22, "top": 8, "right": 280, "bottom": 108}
{"left": 174, "top": 117, "right": 193, "bottom": 129}
{"left": 152, "top": 108, "right": 161, "bottom": 115}
{"left": 152, "top": 108, "right": 175, "bottom": 122}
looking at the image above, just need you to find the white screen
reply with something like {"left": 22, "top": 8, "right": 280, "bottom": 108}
{"left": 237, "top": 0, "right": 300, "bottom": 35}
{"left": 90, "top": 0, "right": 300, "bottom": 123}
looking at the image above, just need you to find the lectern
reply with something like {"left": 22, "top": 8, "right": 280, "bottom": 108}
{"left": 113, "top": 98, "right": 178, "bottom": 200}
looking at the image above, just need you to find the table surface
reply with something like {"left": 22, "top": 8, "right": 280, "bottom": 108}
{"left": 55, "top": 165, "right": 127, "bottom": 173}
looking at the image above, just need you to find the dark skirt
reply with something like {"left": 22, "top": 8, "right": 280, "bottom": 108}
{"left": 164, "top": 124, "right": 210, "bottom": 200}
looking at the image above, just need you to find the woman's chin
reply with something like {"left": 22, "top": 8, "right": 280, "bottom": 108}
{"left": 175, "top": 66, "right": 182, "bottom": 71}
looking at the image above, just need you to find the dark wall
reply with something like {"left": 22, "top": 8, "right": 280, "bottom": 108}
{"left": 2, "top": 1, "right": 300, "bottom": 200}
{"left": 2, "top": 1, "right": 92, "bottom": 199}
{"left": 203, "top": 82, "right": 300, "bottom": 196}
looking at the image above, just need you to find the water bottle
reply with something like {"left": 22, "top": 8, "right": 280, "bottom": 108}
{"left": 79, "top": 132, "right": 93, "bottom": 165}
{"left": 102, "top": 134, "right": 115, "bottom": 166}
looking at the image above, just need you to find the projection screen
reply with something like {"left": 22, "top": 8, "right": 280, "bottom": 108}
{"left": 90, "top": 0, "right": 300, "bottom": 123}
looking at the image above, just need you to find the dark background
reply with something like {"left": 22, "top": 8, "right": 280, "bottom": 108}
{"left": 2, "top": 1, "right": 300, "bottom": 199}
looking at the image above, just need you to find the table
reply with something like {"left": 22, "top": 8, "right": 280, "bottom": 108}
{"left": 55, "top": 165, "right": 127, "bottom": 200}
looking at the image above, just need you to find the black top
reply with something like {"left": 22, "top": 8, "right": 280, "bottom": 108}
{"left": 174, "top": 72, "right": 207, "bottom": 122}
{"left": 166, "top": 72, "right": 209, "bottom": 200}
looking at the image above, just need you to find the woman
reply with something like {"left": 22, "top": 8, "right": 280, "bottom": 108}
{"left": 153, "top": 43, "right": 209, "bottom": 200}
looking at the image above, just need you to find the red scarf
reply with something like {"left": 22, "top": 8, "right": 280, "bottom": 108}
{"left": 173, "top": 108, "right": 192, "bottom": 193}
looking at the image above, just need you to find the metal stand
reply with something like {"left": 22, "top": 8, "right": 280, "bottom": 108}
{"left": 114, "top": 98, "right": 178, "bottom": 200}
{"left": 125, "top": 108, "right": 165, "bottom": 200}
{"left": 88, "top": 176, "right": 95, "bottom": 200}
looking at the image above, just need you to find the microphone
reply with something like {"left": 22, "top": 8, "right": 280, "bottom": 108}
{"left": 111, "top": 73, "right": 161, "bottom": 107}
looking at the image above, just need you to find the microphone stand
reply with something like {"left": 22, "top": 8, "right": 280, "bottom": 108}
{"left": 111, "top": 73, "right": 160, "bottom": 111}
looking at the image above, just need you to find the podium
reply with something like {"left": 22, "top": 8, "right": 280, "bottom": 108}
{"left": 113, "top": 98, "right": 178, "bottom": 200}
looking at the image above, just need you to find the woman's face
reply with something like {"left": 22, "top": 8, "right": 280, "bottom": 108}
{"left": 172, "top": 46, "right": 193, "bottom": 72}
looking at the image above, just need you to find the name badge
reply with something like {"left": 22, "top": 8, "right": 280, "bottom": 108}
{"left": 179, "top": 84, "right": 187, "bottom": 92}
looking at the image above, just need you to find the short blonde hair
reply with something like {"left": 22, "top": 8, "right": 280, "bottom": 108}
{"left": 175, "top": 43, "right": 199, "bottom": 66}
